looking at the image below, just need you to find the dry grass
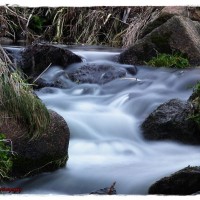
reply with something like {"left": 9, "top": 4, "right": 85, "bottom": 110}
{"left": 51, "top": 7, "right": 128, "bottom": 46}
{"left": 122, "top": 7, "right": 161, "bottom": 47}
{"left": 0, "top": 6, "right": 164, "bottom": 47}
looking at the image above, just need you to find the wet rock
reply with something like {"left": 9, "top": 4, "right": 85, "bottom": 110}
{"left": 119, "top": 16, "right": 200, "bottom": 66}
{"left": 141, "top": 99, "right": 200, "bottom": 145}
{"left": 67, "top": 62, "right": 127, "bottom": 84}
{"left": 20, "top": 44, "right": 82, "bottom": 80}
{"left": 0, "top": 110, "right": 70, "bottom": 178}
{"left": 149, "top": 166, "right": 200, "bottom": 195}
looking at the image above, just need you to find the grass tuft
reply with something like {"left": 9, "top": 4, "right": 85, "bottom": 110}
{"left": 0, "top": 133, "right": 13, "bottom": 180}
{"left": 146, "top": 52, "right": 189, "bottom": 68}
{"left": 0, "top": 55, "right": 50, "bottom": 139}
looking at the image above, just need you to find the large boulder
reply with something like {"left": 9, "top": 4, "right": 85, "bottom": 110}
{"left": 148, "top": 166, "right": 200, "bottom": 195}
{"left": 0, "top": 110, "right": 70, "bottom": 178}
{"left": 119, "top": 16, "right": 200, "bottom": 66}
{"left": 138, "top": 6, "right": 190, "bottom": 39}
{"left": 20, "top": 44, "right": 82, "bottom": 79}
{"left": 141, "top": 99, "right": 200, "bottom": 145}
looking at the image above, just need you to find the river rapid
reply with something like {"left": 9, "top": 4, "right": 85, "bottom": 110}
{"left": 4, "top": 46, "right": 200, "bottom": 195}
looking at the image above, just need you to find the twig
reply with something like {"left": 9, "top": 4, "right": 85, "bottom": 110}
{"left": 3, "top": 6, "right": 28, "bottom": 21}
{"left": 120, "top": 77, "right": 141, "bottom": 81}
{"left": 107, "top": 181, "right": 116, "bottom": 195}
{"left": 0, "top": 45, "right": 13, "bottom": 65}
{"left": 26, "top": 8, "right": 35, "bottom": 28}
{"left": 33, "top": 63, "right": 52, "bottom": 83}
{"left": 22, "top": 157, "right": 66, "bottom": 177}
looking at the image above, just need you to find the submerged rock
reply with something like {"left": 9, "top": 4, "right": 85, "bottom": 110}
{"left": 67, "top": 62, "right": 128, "bottom": 84}
{"left": 141, "top": 99, "right": 200, "bottom": 145}
{"left": 119, "top": 16, "right": 200, "bottom": 66}
{"left": 149, "top": 166, "right": 200, "bottom": 195}
{"left": 34, "top": 62, "right": 136, "bottom": 87}
{"left": 20, "top": 44, "right": 82, "bottom": 79}
{"left": 0, "top": 110, "right": 70, "bottom": 178}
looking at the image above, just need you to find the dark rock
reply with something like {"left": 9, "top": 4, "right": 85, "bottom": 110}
{"left": 0, "top": 110, "right": 70, "bottom": 178}
{"left": 149, "top": 166, "right": 200, "bottom": 195}
{"left": 119, "top": 16, "right": 200, "bottom": 66}
{"left": 67, "top": 62, "right": 127, "bottom": 84}
{"left": 141, "top": 99, "right": 200, "bottom": 145}
{"left": 20, "top": 44, "right": 82, "bottom": 79}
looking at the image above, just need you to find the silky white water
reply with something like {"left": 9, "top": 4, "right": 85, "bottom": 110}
{"left": 5, "top": 46, "right": 200, "bottom": 194}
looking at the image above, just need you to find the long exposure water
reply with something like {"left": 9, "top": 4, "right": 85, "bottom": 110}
{"left": 4, "top": 46, "right": 200, "bottom": 195}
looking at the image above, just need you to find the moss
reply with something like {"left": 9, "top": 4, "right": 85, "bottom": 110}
{"left": 146, "top": 52, "right": 189, "bottom": 68}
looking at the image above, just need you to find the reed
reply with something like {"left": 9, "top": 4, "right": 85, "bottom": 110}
{"left": 122, "top": 7, "right": 161, "bottom": 47}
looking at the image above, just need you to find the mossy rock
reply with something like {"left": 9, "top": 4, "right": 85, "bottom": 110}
{"left": 138, "top": 6, "right": 189, "bottom": 39}
{"left": 0, "top": 110, "right": 70, "bottom": 179}
{"left": 119, "top": 16, "right": 200, "bottom": 66}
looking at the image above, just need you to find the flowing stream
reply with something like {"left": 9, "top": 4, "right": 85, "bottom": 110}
{"left": 4, "top": 46, "right": 200, "bottom": 195}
